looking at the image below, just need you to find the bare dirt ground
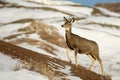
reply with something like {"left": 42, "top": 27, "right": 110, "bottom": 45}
{"left": 0, "top": 40, "right": 111, "bottom": 80}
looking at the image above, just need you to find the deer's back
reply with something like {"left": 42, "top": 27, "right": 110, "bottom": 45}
{"left": 66, "top": 33, "right": 99, "bottom": 54}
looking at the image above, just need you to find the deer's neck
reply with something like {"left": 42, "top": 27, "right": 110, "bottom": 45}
{"left": 65, "top": 27, "right": 72, "bottom": 39}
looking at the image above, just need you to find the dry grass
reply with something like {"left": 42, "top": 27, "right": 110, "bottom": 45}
{"left": 0, "top": 0, "right": 7, "bottom": 5}
{"left": 18, "top": 21, "right": 67, "bottom": 48}
{"left": 92, "top": 8, "right": 104, "bottom": 15}
{"left": 13, "top": 60, "right": 30, "bottom": 71}
{"left": 0, "top": 40, "right": 112, "bottom": 80}
{"left": 3, "top": 20, "right": 67, "bottom": 55}
{"left": 3, "top": 34, "right": 21, "bottom": 40}
{"left": 12, "top": 57, "right": 55, "bottom": 80}
{"left": 104, "top": 74, "right": 111, "bottom": 80}
{"left": 86, "top": 21, "right": 120, "bottom": 29}
{"left": 13, "top": 57, "right": 55, "bottom": 79}
{"left": 95, "top": 3, "right": 120, "bottom": 13}
{"left": 11, "top": 18, "right": 35, "bottom": 24}
{"left": 10, "top": 38, "right": 57, "bottom": 55}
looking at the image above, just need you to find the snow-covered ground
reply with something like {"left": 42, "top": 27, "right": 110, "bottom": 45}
{"left": 0, "top": 69, "right": 49, "bottom": 80}
{"left": 97, "top": 7, "right": 120, "bottom": 17}
{"left": 0, "top": 53, "right": 49, "bottom": 80}
{"left": 0, "top": 0, "right": 120, "bottom": 80}
{"left": 0, "top": 8, "right": 67, "bottom": 23}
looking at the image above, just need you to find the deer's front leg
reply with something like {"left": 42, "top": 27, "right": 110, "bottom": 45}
{"left": 74, "top": 48, "right": 78, "bottom": 66}
{"left": 66, "top": 48, "right": 72, "bottom": 63}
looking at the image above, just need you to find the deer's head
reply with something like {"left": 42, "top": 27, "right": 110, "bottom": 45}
{"left": 61, "top": 17, "right": 75, "bottom": 31}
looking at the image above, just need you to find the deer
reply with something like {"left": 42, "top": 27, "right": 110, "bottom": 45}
{"left": 61, "top": 17, "right": 105, "bottom": 75}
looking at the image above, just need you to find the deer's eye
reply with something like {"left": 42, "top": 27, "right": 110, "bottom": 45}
{"left": 68, "top": 22, "right": 71, "bottom": 25}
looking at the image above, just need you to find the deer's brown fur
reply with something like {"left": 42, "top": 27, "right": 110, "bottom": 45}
{"left": 61, "top": 17, "right": 105, "bottom": 75}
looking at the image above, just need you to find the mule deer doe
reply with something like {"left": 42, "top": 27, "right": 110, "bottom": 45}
{"left": 61, "top": 17, "right": 105, "bottom": 75}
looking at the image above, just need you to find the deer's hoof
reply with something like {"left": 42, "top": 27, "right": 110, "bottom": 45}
{"left": 102, "top": 72, "right": 105, "bottom": 76}
{"left": 75, "top": 64, "right": 79, "bottom": 67}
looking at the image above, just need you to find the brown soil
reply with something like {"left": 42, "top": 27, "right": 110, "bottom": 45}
{"left": 18, "top": 21, "right": 67, "bottom": 48}
{"left": 0, "top": 40, "right": 111, "bottom": 80}
{"left": 95, "top": 2, "right": 120, "bottom": 13}
{"left": 3, "top": 21, "right": 67, "bottom": 55}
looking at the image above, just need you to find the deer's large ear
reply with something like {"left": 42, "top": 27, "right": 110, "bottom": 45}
{"left": 64, "top": 17, "right": 68, "bottom": 22}
{"left": 70, "top": 17, "right": 75, "bottom": 23}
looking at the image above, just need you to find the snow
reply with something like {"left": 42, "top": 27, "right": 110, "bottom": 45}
{"left": 75, "top": 23, "right": 120, "bottom": 37}
{"left": 26, "top": 0, "right": 75, "bottom": 5}
{"left": 0, "top": 0, "right": 120, "bottom": 79}
{"left": 86, "top": 16, "right": 120, "bottom": 26}
{"left": 0, "top": 53, "right": 18, "bottom": 71}
{"left": 70, "top": 26, "right": 120, "bottom": 76}
{"left": 97, "top": 7, "right": 120, "bottom": 17}
{"left": 28, "top": 33, "right": 41, "bottom": 40}
{"left": 58, "top": 65, "right": 82, "bottom": 80}
{"left": 0, "top": 8, "right": 67, "bottom": 23}
{"left": 51, "top": 17, "right": 120, "bottom": 77}
{"left": 112, "top": 76, "right": 120, "bottom": 80}
{"left": 5, "top": 0, "right": 76, "bottom": 7}
{"left": 0, "top": 23, "right": 30, "bottom": 39}
{"left": 58, "top": 66, "right": 71, "bottom": 74}
{"left": 50, "top": 6, "right": 93, "bottom": 16}
{"left": 46, "top": 16, "right": 120, "bottom": 79}
{"left": 48, "top": 62, "right": 82, "bottom": 80}
{"left": 18, "top": 42, "right": 56, "bottom": 58}
{"left": 0, "top": 69, "right": 48, "bottom": 80}
{"left": 60, "top": 66, "right": 82, "bottom": 80}
{"left": 0, "top": 53, "right": 49, "bottom": 80}
{"left": 5, "top": 0, "right": 42, "bottom": 7}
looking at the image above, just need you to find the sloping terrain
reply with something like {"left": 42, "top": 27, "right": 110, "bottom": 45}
{"left": 0, "top": 0, "right": 120, "bottom": 80}
{"left": 95, "top": 2, "right": 120, "bottom": 13}
{"left": 0, "top": 40, "right": 110, "bottom": 80}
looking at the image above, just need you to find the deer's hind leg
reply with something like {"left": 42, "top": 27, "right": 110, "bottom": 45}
{"left": 92, "top": 53, "right": 105, "bottom": 75}
{"left": 97, "top": 58, "right": 105, "bottom": 75}
{"left": 88, "top": 55, "right": 96, "bottom": 70}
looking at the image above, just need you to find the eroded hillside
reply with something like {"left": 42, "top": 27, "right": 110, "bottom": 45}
{"left": 0, "top": 0, "right": 120, "bottom": 80}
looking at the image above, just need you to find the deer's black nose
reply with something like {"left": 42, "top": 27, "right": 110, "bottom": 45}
{"left": 61, "top": 25, "right": 63, "bottom": 27}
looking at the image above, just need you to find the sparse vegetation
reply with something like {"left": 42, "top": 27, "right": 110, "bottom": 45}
{"left": 11, "top": 18, "right": 35, "bottom": 24}
{"left": 104, "top": 74, "right": 112, "bottom": 80}
{"left": 0, "top": 40, "right": 111, "bottom": 80}
{"left": 0, "top": 0, "right": 119, "bottom": 79}
{"left": 86, "top": 22, "right": 120, "bottom": 29}
{"left": 92, "top": 8, "right": 105, "bottom": 15}
{"left": 95, "top": 3, "right": 120, "bottom": 13}
{"left": 3, "top": 20, "right": 67, "bottom": 55}
{"left": 18, "top": 21, "right": 67, "bottom": 48}
{"left": 4, "top": 34, "right": 21, "bottom": 40}
{"left": 13, "top": 60, "right": 29, "bottom": 71}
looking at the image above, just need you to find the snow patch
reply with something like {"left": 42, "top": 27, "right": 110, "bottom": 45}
{"left": 112, "top": 76, "right": 120, "bottom": 80}
{"left": 97, "top": 7, "right": 120, "bottom": 17}
{"left": 0, "top": 53, "right": 18, "bottom": 71}
{"left": 0, "top": 52, "right": 48, "bottom": 80}
{"left": 18, "top": 42, "right": 56, "bottom": 57}
{"left": 0, "top": 23, "right": 30, "bottom": 39}
{"left": 0, "top": 69, "right": 49, "bottom": 80}
{"left": 86, "top": 16, "right": 120, "bottom": 26}
{"left": 0, "top": 8, "right": 67, "bottom": 23}
{"left": 50, "top": 6, "right": 93, "bottom": 16}
{"left": 26, "top": 0, "right": 75, "bottom": 5}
